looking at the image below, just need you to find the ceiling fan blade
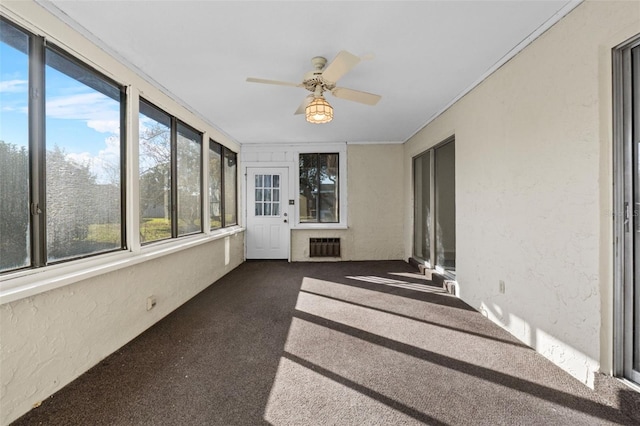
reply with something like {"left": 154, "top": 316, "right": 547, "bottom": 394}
{"left": 360, "top": 52, "right": 375, "bottom": 61}
{"left": 246, "top": 77, "right": 302, "bottom": 88}
{"left": 321, "top": 50, "right": 361, "bottom": 83}
{"left": 331, "top": 87, "right": 381, "bottom": 105}
{"left": 294, "top": 95, "right": 314, "bottom": 115}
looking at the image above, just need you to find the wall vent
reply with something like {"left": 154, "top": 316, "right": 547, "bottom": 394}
{"left": 309, "top": 238, "right": 341, "bottom": 257}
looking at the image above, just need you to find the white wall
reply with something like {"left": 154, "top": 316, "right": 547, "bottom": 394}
{"left": 292, "top": 143, "right": 404, "bottom": 261}
{"left": 404, "top": 0, "right": 640, "bottom": 386}
{"left": 242, "top": 143, "right": 404, "bottom": 262}
{"left": 0, "top": 235, "right": 244, "bottom": 425}
{"left": 338, "top": 144, "right": 404, "bottom": 261}
{"left": 0, "top": 3, "right": 245, "bottom": 425}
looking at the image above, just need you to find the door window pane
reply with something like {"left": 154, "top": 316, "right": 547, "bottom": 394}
{"left": 435, "top": 141, "right": 456, "bottom": 273}
{"left": 209, "top": 140, "right": 222, "bottom": 230}
{"left": 177, "top": 123, "right": 202, "bottom": 236}
{"left": 254, "top": 174, "right": 281, "bottom": 217}
{"left": 45, "top": 48, "right": 122, "bottom": 262}
{"left": 139, "top": 100, "right": 171, "bottom": 243}
{"left": 413, "top": 152, "right": 431, "bottom": 264}
{"left": 0, "top": 21, "right": 30, "bottom": 271}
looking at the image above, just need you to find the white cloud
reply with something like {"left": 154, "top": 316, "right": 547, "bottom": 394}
{"left": 0, "top": 79, "right": 27, "bottom": 93}
{"left": 87, "top": 119, "right": 120, "bottom": 134}
{"left": 66, "top": 135, "right": 121, "bottom": 185}
{"left": 46, "top": 92, "right": 120, "bottom": 134}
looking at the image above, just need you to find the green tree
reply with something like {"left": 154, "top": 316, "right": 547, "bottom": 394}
{"left": 177, "top": 134, "right": 201, "bottom": 234}
{"left": 46, "top": 146, "right": 102, "bottom": 259}
{"left": 0, "top": 140, "right": 30, "bottom": 270}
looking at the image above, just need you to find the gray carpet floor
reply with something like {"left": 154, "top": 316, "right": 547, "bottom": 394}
{"left": 12, "top": 260, "right": 636, "bottom": 425}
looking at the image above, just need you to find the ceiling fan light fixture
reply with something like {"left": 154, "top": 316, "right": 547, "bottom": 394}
{"left": 305, "top": 96, "right": 333, "bottom": 124}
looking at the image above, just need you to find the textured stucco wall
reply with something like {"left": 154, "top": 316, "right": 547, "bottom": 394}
{"left": 403, "top": 0, "right": 640, "bottom": 386}
{"left": 0, "top": 233, "right": 244, "bottom": 425}
{"left": 292, "top": 144, "right": 405, "bottom": 261}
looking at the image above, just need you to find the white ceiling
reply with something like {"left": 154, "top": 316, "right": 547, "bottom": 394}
{"left": 39, "top": 0, "right": 577, "bottom": 145}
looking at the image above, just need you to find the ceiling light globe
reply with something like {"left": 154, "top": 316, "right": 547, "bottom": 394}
{"left": 305, "top": 97, "right": 333, "bottom": 124}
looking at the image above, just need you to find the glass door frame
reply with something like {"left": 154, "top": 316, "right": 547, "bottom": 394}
{"left": 412, "top": 136, "right": 456, "bottom": 278}
{"left": 613, "top": 34, "right": 640, "bottom": 385}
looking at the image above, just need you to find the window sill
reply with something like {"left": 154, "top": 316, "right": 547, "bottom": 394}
{"left": 293, "top": 223, "right": 348, "bottom": 230}
{"left": 0, "top": 226, "right": 245, "bottom": 305}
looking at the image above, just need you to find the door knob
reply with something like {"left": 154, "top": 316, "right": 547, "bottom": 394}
{"left": 284, "top": 219, "right": 288, "bottom": 223}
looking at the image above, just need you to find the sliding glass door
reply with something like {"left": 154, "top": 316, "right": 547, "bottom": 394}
{"left": 413, "top": 138, "right": 456, "bottom": 277}
{"left": 614, "top": 37, "right": 640, "bottom": 385}
{"left": 435, "top": 141, "right": 456, "bottom": 272}
{"left": 413, "top": 151, "right": 431, "bottom": 265}
{"left": 628, "top": 44, "right": 640, "bottom": 384}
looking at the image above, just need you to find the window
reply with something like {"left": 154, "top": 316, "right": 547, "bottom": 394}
{"left": 299, "top": 153, "right": 339, "bottom": 223}
{"left": 139, "top": 101, "right": 171, "bottom": 243}
{"left": 254, "top": 174, "right": 280, "bottom": 217}
{"left": 413, "top": 138, "right": 455, "bottom": 276}
{"left": 176, "top": 123, "right": 202, "bottom": 236}
{"left": 223, "top": 147, "right": 237, "bottom": 226}
{"left": 1, "top": 18, "right": 125, "bottom": 273}
{"left": 139, "top": 99, "right": 202, "bottom": 243}
{"left": 209, "top": 140, "right": 222, "bottom": 230}
{"left": 0, "top": 20, "right": 30, "bottom": 271}
{"left": 208, "top": 140, "right": 236, "bottom": 229}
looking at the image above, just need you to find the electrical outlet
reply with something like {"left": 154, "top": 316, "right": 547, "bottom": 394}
{"left": 146, "top": 296, "right": 157, "bottom": 311}
{"left": 499, "top": 280, "right": 505, "bottom": 294}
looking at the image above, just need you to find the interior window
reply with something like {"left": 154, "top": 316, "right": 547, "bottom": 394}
{"left": 299, "top": 153, "right": 339, "bottom": 223}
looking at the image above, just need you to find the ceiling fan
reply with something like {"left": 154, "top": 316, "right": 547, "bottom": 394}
{"left": 246, "top": 50, "right": 381, "bottom": 124}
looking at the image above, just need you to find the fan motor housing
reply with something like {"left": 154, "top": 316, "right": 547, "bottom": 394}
{"left": 302, "top": 56, "right": 336, "bottom": 92}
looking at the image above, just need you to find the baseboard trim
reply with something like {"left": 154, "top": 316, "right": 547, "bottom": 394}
{"left": 594, "top": 373, "right": 640, "bottom": 423}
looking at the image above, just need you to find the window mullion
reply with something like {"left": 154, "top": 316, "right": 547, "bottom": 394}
{"left": 220, "top": 147, "right": 226, "bottom": 227}
{"left": 170, "top": 117, "right": 178, "bottom": 238}
{"left": 316, "top": 153, "right": 321, "bottom": 223}
{"left": 29, "top": 35, "right": 46, "bottom": 267}
{"left": 429, "top": 148, "right": 436, "bottom": 268}
{"left": 335, "top": 155, "right": 340, "bottom": 221}
{"left": 119, "top": 87, "right": 128, "bottom": 250}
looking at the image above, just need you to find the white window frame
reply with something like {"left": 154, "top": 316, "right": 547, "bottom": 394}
{"left": 294, "top": 143, "right": 348, "bottom": 229}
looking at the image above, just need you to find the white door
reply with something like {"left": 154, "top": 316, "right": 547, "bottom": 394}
{"left": 246, "top": 167, "right": 290, "bottom": 259}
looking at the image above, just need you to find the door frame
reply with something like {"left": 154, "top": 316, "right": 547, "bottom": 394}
{"left": 411, "top": 136, "right": 456, "bottom": 278}
{"left": 242, "top": 161, "right": 296, "bottom": 261}
{"left": 613, "top": 34, "right": 640, "bottom": 385}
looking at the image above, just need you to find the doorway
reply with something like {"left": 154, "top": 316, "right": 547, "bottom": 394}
{"left": 412, "top": 137, "right": 456, "bottom": 277}
{"left": 246, "top": 167, "right": 290, "bottom": 259}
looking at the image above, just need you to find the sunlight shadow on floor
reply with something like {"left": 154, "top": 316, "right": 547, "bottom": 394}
{"left": 388, "top": 271, "right": 435, "bottom": 282}
{"left": 263, "top": 352, "right": 445, "bottom": 425}
{"left": 299, "top": 288, "right": 528, "bottom": 348}
{"left": 346, "top": 275, "right": 445, "bottom": 294}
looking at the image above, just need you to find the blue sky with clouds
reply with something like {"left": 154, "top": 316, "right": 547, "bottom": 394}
{"left": 1, "top": 40, "right": 121, "bottom": 183}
